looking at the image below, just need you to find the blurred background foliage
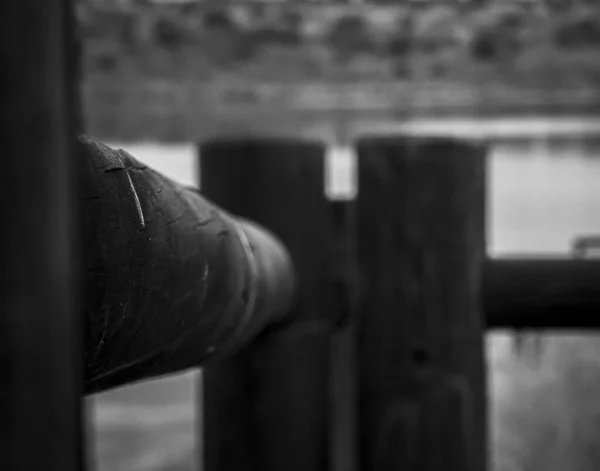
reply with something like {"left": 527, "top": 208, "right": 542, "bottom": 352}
{"left": 80, "top": 0, "right": 600, "bottom": 88}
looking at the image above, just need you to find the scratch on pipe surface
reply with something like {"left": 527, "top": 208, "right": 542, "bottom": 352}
{"left": 125, "top": 169, "right": 145, "bottom": 229}
{"left": 167, "top": 214, "right": 185, "bottom": 225}
{"left": 217, "top": 229, "right": 230, "bottom": 240}
{"left": 196, "top": 216, "right": 216, "bottom": 227}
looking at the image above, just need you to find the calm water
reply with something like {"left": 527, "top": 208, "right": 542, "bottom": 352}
{"left": 88, "top": 129, "right": 600, "bottom": 471}
{"left": 103, "top": 135, "right": 600, "bottom": 254}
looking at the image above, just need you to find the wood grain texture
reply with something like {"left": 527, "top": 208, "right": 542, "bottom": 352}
{"left": 0, "top": 1, "right": 83, "bottom": 470}
{"left": 199, "top": 138, "right": 333, "bottom": 471}
{"left": 356, "top": 136, "right": 488, "bottom": 471}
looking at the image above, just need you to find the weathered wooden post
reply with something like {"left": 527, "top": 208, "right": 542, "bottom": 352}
{"left": 0, "top": 1, "right": 83, "bottom": 470}
{"left": 199, "top": 138, "right": 333, "bottom": 471}
{"left": 356, "top": 136, "right": 487, "bottom": 471}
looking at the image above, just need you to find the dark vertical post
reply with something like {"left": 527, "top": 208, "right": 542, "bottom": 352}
{"left": 0, "top": 2, "right": 83, "bottom": 471}
{"left": 199, "top": 138, "right": 332, "bottom": 471}
{"left": 329, "top": 201, "right": 360, "bottom": 471}
{"left": 356, "top": 136, "right": 487, "bottom": 471}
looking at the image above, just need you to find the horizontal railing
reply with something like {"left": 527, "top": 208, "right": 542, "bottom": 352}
{"left": 80, "top": 137, "right": 295, "bottom": 393}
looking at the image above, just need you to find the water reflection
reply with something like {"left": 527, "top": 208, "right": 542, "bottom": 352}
{"left": 489, "top": 134, "right": 600, "bottom": 471}
{"left": 490, "top": 138, "right": 600, "bottom": 256}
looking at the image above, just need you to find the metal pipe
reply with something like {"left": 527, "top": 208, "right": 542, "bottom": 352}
{"left": 485, "top": 258, "right": 600, "bottom": 330}
{"left": 81, "top": 137, "right": 295, "bottom": 393}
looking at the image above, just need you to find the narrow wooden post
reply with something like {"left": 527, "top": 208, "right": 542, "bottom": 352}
{"left": 0, "top": 1, "right": 83, "bottom": 470}
{"left": 199, "top": 138, "right": 333, "bottom": 471}
{"left": 356, "top": 136, "right": 488, "bottom": 471}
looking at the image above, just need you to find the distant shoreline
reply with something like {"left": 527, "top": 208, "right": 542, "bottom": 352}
{"left": 83, "top": 79, "right": 600, "bottom": 142}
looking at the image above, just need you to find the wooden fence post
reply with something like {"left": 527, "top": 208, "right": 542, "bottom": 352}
{"left": 0, "top": 1, "right": 83, "bottom": 470}
{"left": 356, "top": 136, "right": 488, "bottom": 471}
{"left": 198, "top": 138, "right": 333, "bottom": 471}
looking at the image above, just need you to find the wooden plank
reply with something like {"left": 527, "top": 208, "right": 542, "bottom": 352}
{"left": 199, "top": 138, "right": 332, "bottom": 471}
{"left": 356, "top": 136, "right": 488, "bottom": 471}
{"left": 0, "top": 1, "right": 83, "bottom": 470}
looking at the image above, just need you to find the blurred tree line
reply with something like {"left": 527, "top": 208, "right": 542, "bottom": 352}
{"left": 79, "top": 0, "right": 600, "bottom": 85}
